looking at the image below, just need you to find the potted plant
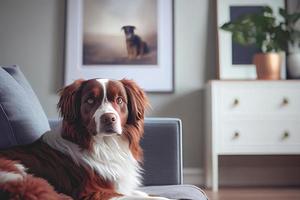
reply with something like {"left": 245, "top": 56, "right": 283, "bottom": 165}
{"left": 220, "top": 7, "right": 290, "bottom": 80}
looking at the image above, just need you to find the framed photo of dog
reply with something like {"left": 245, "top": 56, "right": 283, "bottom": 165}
{"left": 65, "top": 0, "right": 174, "bottom": 92}
{"left": 216, "top": 0, "right": 285, "bottom": 79}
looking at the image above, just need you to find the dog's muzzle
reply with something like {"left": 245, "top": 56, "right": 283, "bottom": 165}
{"left": 100, "top": 113, "right": 120, "bottom": 135}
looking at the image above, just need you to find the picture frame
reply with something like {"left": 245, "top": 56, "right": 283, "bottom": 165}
{"left": 65, "top": 0, "right": 174, "bottom": 92}
{"left": 216, "top": 0, "right": 285, "bottom": 80}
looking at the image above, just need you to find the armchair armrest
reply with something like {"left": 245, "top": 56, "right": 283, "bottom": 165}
{"left": 48, "top": 117, "right": 183, "bottom": 186}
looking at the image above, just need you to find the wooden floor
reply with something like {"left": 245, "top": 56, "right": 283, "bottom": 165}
{"left": 203, "top": 187, "right": 300, "bottom": 200}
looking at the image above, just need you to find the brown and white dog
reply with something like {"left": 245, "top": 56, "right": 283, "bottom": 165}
{"left": 0, "top": 79, "right": 170, "bottom": 200}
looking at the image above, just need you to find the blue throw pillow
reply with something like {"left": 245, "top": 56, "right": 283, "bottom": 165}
{"left": 0, "top": 65, "right": 50, "bottom": 148}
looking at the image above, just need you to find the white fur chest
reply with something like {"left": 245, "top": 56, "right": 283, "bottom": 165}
{"left": 88, "top": 136, "right": 142, "bottom": 195}
{"left": 43, "top": 131, "right": 142, "bottom": 195}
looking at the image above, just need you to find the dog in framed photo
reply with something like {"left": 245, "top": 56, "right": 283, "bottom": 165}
{"left": 0, "top": 78, "right": 174, "bottom": 200}
{"left": 121, "top": 25, "right": 150, "bottom": 60}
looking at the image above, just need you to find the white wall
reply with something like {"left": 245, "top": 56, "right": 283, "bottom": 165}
{"left": 0, "top": 0, "right": 217, "bottom": 169}
{"left": 0, "top": 0, "right": 65, "bottom": 118}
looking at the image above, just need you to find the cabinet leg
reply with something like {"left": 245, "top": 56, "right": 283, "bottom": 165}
{"left": 212, "top": 155, "right": 218, "bottom": 191}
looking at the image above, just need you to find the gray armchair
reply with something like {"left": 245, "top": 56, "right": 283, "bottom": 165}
{"left": 0, "top": 65, "right": 207, "bottom": 200}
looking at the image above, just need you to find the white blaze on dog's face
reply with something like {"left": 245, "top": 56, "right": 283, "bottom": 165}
{"left": 80, "top": 79, "right": 129, "bottom": 136}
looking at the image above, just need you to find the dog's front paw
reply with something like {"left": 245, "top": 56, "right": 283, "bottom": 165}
{"left": 131, "top": 190, "right": 174, "bottom": 200}
{"left": 131, "top": 190, "right": 149, "bottom": 197}
{"left": 111, "top": 196, "right": 174, "bottom": 200}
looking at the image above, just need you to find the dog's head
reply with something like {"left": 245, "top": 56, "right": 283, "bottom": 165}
{"left": 121, "top": 25, "right": 136, "bottom": 39}
{"left": 57, "top": 79, "right": 148, "bottom": 159}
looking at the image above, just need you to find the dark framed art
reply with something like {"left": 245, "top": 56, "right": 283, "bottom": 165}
{"left": 216, "top": 0, "right": 285, "bottom": 79}
{"left": 65, "top": 0, "right": 174, "bottom": 92}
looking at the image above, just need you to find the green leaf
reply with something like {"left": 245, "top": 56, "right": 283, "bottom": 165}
{"left": 263, "top": 6, "right": 273, "bottom": 14}
{"left": 279, "top": 8, "right": 287, "bottom": 18}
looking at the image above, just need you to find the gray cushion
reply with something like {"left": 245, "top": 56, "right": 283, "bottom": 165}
{"left": 140, "top": 185, "right": 208, "bottom": 200}
{"left": 0, "top": 65, "right": 50, "bottom": 148}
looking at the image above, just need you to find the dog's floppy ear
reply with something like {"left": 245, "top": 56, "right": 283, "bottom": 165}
{"left": 57, "top": 79, "right": 85, "bottom": 122}
{"left": 121, "top": 79, "right": 149, "bottom": 124}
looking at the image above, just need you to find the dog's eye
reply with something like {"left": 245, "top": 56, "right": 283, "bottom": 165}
{"left": 87, "top": 98, "right": 95, "bottom": 105}
{"left": 116, "top": 97, "right": 123, "bottom": 104}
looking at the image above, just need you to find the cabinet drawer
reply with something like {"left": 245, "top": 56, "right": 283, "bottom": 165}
{"left": 218, "top": 85, "right": 300, "bottom": 115}
{"left": 219, "top": 119, "right": 300, "bottom": 154}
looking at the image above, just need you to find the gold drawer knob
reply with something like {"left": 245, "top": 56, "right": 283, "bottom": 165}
{"left": 233, "top": 98, "right": 239, "bottom": 106}
{"left": 233, "top": 131, "right": 240, "bottom": 139}
{"left": 282, "top": 97, "right": 289, "bottom": 105}
{"left": 282, "top": 131, "right": 290, "bottom": 139}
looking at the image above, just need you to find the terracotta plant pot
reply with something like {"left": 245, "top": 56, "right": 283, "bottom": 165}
{"left": 253, "top": 53, "right": 282, "bottom": 80}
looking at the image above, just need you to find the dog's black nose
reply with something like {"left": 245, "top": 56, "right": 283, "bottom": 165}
{"left": 101, "top": 113, "right": 117, "bottom": 125}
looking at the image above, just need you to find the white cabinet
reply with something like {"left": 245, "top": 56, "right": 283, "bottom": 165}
{"left": 205, "top": 81, "right": 300, "bottom": 191}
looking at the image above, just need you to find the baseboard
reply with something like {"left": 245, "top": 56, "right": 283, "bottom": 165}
{"left": 183, "top": 168, "right": 204, "bottom": 186}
